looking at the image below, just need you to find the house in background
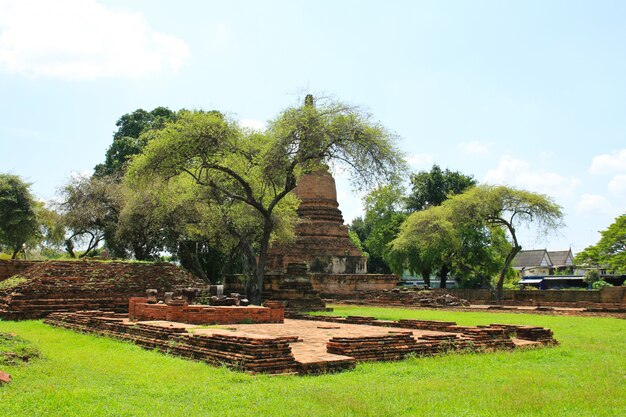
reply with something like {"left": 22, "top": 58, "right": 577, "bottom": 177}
{"left": 513, "top": 249, "right": 554, "bottom": 278}
{"left": 547, "top": 249, "right": 576, "bottom": 273}
{"left": 513, "top": 248, "right": 585, "bottom": 289}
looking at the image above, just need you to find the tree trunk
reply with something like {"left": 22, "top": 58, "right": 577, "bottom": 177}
{"left": 439, "top": 264, "right": 449, "bottom": 289}
{"left": 420, "top": 267, "right": 431, "bottom": 287}
{"left": 65, "top": 238, "right": 76, "bottom": 258}
{"left": 251, "top": 218, "right": 273, "bottom": 305}
{"left": 11, "top": 247, "right": 19, "bottom": 259}
{"left": 496, "top": 245, "right": 522, "bottom": 302}
{"left": 178, "top": 241, "right": 209, "bottom": 283}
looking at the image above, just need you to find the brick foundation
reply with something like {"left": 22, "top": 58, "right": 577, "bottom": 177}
{"left": 129, "top": 298, "right": 284, "bottom": 325}
{"left": 44, "top": 309, "right": 557, "bottom": 376}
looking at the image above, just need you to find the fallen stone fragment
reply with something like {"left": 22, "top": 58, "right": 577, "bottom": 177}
{"left": 0, "top": 371, "right": 11, "bottom": 384}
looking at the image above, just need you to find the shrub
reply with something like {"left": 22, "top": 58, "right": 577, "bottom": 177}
{"left": 584, "top": 269, "right": 600, "bottom": 284}
{"left": 591, "top": 280, "right": 613, "bottom": 290}
{"left": 0, "top": 332, "right": 42, "bottom": 366}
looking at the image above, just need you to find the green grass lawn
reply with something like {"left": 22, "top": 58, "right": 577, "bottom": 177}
{"left": 1, "top": 305, "right": 624, "bottom": 417}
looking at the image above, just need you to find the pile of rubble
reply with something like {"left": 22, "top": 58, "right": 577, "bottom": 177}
{"left": 490, "top": 323, "right": 558, "bottom": 345}
{"left": 368, "top": 288, "right": 471, "bottom": 307}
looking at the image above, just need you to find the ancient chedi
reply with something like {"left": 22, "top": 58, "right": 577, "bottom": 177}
{"left": 267, "top": 165, "right": 367, "bottom": 274}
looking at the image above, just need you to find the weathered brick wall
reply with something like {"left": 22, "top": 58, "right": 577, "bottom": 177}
{"left": 0, "top": 260, "right": 206, "bottom": 319}
{"left": 225, "top": 273, "right": 398, "bottom": 297}
{"left": 0, "top": 260, "right": 42, "bottom": 281}
{"left": 432, "top": 287, "right": 625, "bottom": 306}
{"left": 311, "top": 274, "right": 398, "bottom": 295}
{"left": 599, "top": 286, "right": 626, "bottom": 304}
{"left": 129, "top": 298, "right": 284, "bottom": 324}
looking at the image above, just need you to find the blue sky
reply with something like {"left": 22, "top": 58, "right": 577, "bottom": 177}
{"left": 1, "top": 0, "right": 625, "bottom": 253}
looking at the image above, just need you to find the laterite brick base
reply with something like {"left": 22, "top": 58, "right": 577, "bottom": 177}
{"left": 44, "top": 309, "right": 557, "bottom": 375}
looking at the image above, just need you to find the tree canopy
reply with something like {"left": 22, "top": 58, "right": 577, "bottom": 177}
{"left": 0, "top": 174, "right": 40, "bottom": 258}
{"left": 127, "top": 95, "right": 405, "bottom": 303}
{"left": 443, "top": 185, "right": 563, "bottom": 299}
{"left": 59, "top": 174, "right": 123, "bottom": 258}
{"left": 94, "top": 107, "right": 178, "bottom": 178}
{"left": 406, "top": 164, "right": 477, "bottom": 211}
{"left": 576, "top": 214, "right": 626, "bottom": 274}
{"left": 357, "top": 164, "right": 476, "bottom": 285}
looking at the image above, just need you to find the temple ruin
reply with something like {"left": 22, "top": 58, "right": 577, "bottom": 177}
{"left": 267, "top": 165, "right": 367, "bottom": 274}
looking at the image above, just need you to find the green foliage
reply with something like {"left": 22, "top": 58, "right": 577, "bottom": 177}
{"left": 360, "top": 184, "right": 407, "bottom": 274}
{"left": 391, "top": 200, "right": 512, "bottom": 289}
{"left": 405, "top": 164, "right": 476, "bottom": 211}
{"left": 445, "top": 185, "right": 563, "bottom": 299}
{"left": 583, "top": 269, "right": 600, "bottom": 284}
{"left": 576, "top": 214, "right": 626, "bottom": 274}
{"left": 93, "top": 107, "right": 178, "bottom": 178}
{"left": 347, "top": 229, "right": 365, "bottom": 254}
{"left": 591, "top": 280, "right": 613, "bottom": 290}
{"left": 35, "top": 203, "right": 67, "bottom": 253}
{"left": 383, "top": 166, "right": 476, "bottom": 286}
{"left": 59, "top": 175, "right": 123, "bottom": 258}
{"left": 0, "top": 174, "right": 40, "bottom": 258}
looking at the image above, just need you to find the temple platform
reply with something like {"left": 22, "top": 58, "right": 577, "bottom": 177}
{"left": 44, "top": 311, "right": 557, "bottom": 375}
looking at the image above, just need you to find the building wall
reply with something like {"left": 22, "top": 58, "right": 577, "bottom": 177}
{"left": 433, "top": 287, "right": 626, "bottom": 305}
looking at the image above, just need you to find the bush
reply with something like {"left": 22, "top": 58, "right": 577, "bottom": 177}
{"left": 584, "top": 269, "right": 600, "bottom": 284}
{"left": 591, "top": 280, "right": 613, "bottom": 290}
{"left": 503, "top": 282, "right": 520, "bottom": 290}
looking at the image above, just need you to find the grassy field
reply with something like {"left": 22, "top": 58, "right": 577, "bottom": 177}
{"left": 1, "top": 305, "right": 624, "bottom": 417}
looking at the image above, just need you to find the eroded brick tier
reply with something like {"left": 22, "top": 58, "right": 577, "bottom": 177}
{"left": 267, "top": 166, "right": 367, "bottom": 274}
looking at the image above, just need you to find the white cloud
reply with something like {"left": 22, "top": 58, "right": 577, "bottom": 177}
{"left": 608, "top": 174, "right": 626, "bottom": 197}
{"left": 406, "top": 153, "right": 434, "bottom": 168}
{"left": 457, "top": 140, "right": 490, "bottom": 155}
{"left": 576, "top": 194, "right": 614, "bottom": 216}
{"left": 0, "top": 0, "right": 190, "bottom": 80}
{"left": 238, "top": 119, "right": 267, "bottom": 131}
{"left": 484, "top": 156, "right": 580, "bottom": 199}
{"left": 589, "top": 149, "right": 626, "bottom": 174}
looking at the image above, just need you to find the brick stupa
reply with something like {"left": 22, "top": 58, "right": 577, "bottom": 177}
{"left": 267, "top": 166, "right": 367, "bottom": 274}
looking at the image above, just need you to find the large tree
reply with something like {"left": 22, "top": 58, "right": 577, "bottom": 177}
{"left": 391, "top": 203, "right": 510, "bottom": 289}
{"left": 127, "top": 96, "right": 405, "bottom": 303}
{"left": 351, "top": 184, "right": 407, "bottom": 274}
{"left": 0, "top": 174, "right": 40, "bottom": 258}
{"left": 406, "top": 164, "right": 477, "bottom": 212}
{"left": 94, "top": 107, "right": 178, "bottom": 178}
{"left": 59, "top": 174, "right": 123, "bottom": 258}
{"left": 393, "top": 185, "right": 562, "bottom": 296}
{"left": 375, "top": 165, "right": 476, "bottom": 286}
{"left": 446, "top": 185, "right": 563, "bottom": 300}
{"left": 576, "top": 214, "right": 626, "bottom": 274}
